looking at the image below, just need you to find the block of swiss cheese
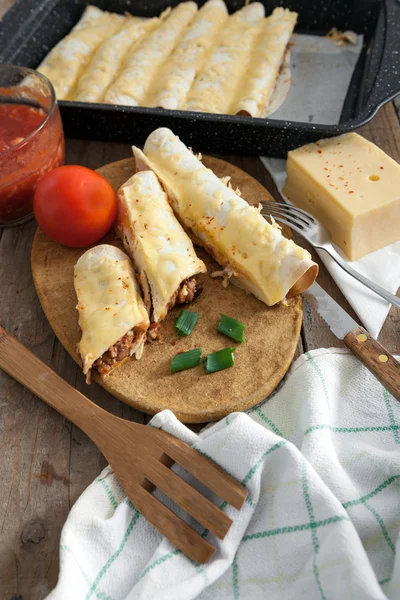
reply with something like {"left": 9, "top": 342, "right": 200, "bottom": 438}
{"left": 283, "top": 132, "right": 400, "bottom": 260}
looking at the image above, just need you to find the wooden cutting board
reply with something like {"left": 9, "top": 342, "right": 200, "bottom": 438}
{"left": 31, "top": 156, "right": 302, "bottom": 423}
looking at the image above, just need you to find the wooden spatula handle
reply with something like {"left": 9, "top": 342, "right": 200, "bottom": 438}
{"left": 0, "top": 326, "right": 106, "bottom": 440}
{"left": 344, "top": 326, "right": 400, "bottom": 401}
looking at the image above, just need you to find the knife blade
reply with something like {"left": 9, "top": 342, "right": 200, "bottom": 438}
{"left": 304, "top": 282, "right": 359, "bottom": 340}
{"left": 304, "top": 282, "right": 400, "bottom": 401}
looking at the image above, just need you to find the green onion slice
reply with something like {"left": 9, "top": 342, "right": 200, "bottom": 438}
{"left": 217, "top": 314, "right": 245, "bottom": 343}
{"left": 175, "top": 309, "right": 199, "bottom": 337}
{"left": 171, "top": 348, "right": 202, "bottom": 373}
{"left": 204, "top": 347, "right": 235, "bottom": 374}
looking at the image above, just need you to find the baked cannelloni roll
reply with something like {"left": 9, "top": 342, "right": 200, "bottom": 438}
{"left": 74, "top": 16, "right": 161, "bottom": 103}
{"left": 38, "top": 6, "right": 125, "bottom": 100}
{"left": 185, "top": 3, "right": 264, "bottom": 114}
{"left": 133, "top": 128, "right": 318, "bottom": 307}
{"left": 71, "top": 5, "right": 105, "bottom": 31}
{"left": 233, "top": 8, "right": 298, "bottom": 117}
{"left": 104, "top": 2, "right": 198, "bottom": 107}
{"left": 74, "top": 244, "right": 149, "bottom": 382}
{"left": 116, "top": 171, "right": 207, "bottom": 340}
{"left": 148, "top": 0, "right": 228, "bottom": 110}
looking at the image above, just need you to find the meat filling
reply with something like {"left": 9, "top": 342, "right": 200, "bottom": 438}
{"left": 146, "top": 277, "right": 202, "bottom": 342}
{"left": 147, "top": 321, "right": 161, "bottom": 342}
{"left": 177, "top": 277, "right": 202, "bottom": 304}
{"left": 162, "top": 277, "right": 202, "bottom": 321}
{"left": 93, "top": 326, "right": 145, "bottom": 376}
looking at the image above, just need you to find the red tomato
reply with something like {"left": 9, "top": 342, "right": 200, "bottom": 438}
{"left": 33, "top": 165, "right": 117, "bottom": 247}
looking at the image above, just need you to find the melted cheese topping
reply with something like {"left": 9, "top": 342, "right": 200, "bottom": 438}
{"left": 38, "top": 6, "right": 125, "bottom": 100}
{"left": 72, "top": 6, "right": 105, "bottom": 31}
{"left": 73, "top": 17, "right": 160, "bottom": 103}
{"left": 147, "top": 0, "right": 228, "bottom": 110}
{"left": 104, "top": 2, "right": 198, "bottom": 106}
{"left": 117, "top": 171, "right": 207, "bottom": 322}
{"left": 233, "top": 8, "right": 297, "bottom": 117}
{"left": 37, "top": 3, "right": 296, "bottom": 117}
{"left": 185, "top": 3, "right": 264, "bottom": 114}
{"left": 74, "top": 245, "right": 149, "bottom": 374}
{"left": 133, "top": 128, "right": 318, "bottom": 306}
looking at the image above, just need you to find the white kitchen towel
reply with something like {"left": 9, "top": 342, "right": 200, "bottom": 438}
{"left": 47, "top": 349, "right": 400, "bottom": 600}
{"left": 261, "top": 157, "right": 400, "bottom": 339}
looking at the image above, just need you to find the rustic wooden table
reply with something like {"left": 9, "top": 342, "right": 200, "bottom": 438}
{"left": 0, "top": 3, "right": 399, "bottom": 598}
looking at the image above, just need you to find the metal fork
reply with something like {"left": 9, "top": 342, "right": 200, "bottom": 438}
{"left": 261, "top": 201, "right": 400, "bottom": 309}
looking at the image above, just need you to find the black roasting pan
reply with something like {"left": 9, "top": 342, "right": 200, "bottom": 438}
{"left": 0, "top": 0, "right": 399, "bottom": 156}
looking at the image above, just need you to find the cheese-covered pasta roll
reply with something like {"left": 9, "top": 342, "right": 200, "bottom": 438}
{"left": 38, "top": 6, "right": 125, "bottom": 100}
{"left": 104, "top": 2, "right": 198, "bottom": 107}
{"left": 74, "top": 17, "right": 161, "bottom": 103}
{"left": 72, "top": 5, "right": 105, "bottom": 31}
{"left": 74, "top": 245, "right": 149, "bottom": 382}
{"left": 133, "top": 128, "right": 318, "bottom": 306}
{"left": 117, "top": 171, "right": 207, "bottom": 340}
{"left": 148, "top": 0, "right": 228, "bottom": 110}
{"left": 233, "top": 8, "right": 298, "bottom": 117}
{"left": 185, "top": 3, "right": 264, "bottom": 114}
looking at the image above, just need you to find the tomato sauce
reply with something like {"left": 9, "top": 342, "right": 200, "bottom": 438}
{"left": 0, "top": 104, "right": 46, "bottom": 153}
{"left": 0, "top": 102, "right": 65, "bottom": 225}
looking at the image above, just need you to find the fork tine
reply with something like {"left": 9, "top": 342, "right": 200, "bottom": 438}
{"left": 283, "top": 203, "right": 317, "bottom": 222}
{"left": 128, "top": 480, "right": 216, "bottom": 564}
{"left": 261, "top": 203, "right": 312, "bottom": 226}
{"left": 262, "top": 207, "right": 305, "bottom": 226}
{"left": 262, "top": 208, "right": 305, "bottom": 228}
{"left": 261, "top": 201, "right": 316, "bottom": 223}
{"left": 156, "top": 432, "right": 247, "bottom": 510}
{"left": 261, "top": 213, "right": 305, "bottom": 235}
{"left": 146, "top": 460, "right": 233, "bottom": 539}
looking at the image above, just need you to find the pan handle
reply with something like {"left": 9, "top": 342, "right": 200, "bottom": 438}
{"left": 364, "top": 0, "right": 400, "bottom": 117}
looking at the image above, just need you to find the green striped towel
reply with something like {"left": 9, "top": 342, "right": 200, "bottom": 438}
{"left": 47, "top": 348, "right": 400, "bottom": 600}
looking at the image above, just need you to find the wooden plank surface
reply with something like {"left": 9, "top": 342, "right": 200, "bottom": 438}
{"left": 0, "top": 0, "right": 399, "bottom": 597}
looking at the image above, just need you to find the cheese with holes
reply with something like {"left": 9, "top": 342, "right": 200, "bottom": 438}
{"left": 283, "top": 133, "right": 400, "bottom": 261}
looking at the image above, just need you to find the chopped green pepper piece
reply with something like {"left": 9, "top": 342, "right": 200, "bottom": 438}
{"left": 171, "top": 348, "right": 202, "bottom": 373}
{"left": 217, "top": 314, "right": 245, "bottom": 343}
{"left": 175, "top": 309, "right": 199, "bottom": 337}
{"left": 204, "top": 347, "right": 235, "bottom": 374}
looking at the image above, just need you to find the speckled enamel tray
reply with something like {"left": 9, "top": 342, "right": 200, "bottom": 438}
{"left": 1, "top": 0, "right": 399, "bottom": 156}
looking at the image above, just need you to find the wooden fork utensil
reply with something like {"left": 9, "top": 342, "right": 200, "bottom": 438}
{"left": 0, "top": 327, "right": 247, "bottom": 563}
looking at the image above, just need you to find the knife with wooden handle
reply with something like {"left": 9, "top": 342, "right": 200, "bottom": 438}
{"left": 304, "top": 283, "right": 400, "bottom": 401}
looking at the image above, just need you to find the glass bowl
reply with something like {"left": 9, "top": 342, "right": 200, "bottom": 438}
{"left": 0, "top": 65, "right": 65, "bottom": 227}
